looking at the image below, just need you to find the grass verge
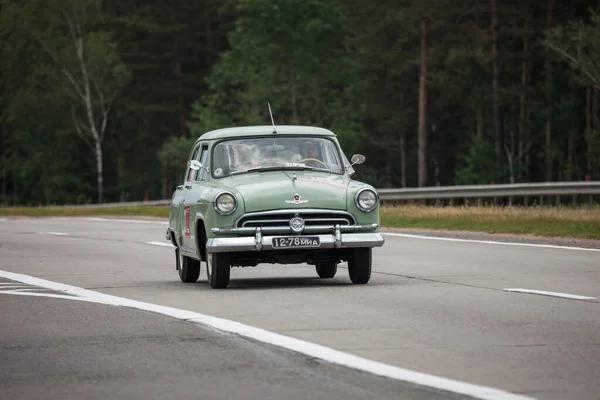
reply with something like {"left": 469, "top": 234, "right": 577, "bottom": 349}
{"left": 381, "top": 204, "right": 600, "bottom": 240}
{"left": 1, "top": 204, "right": 599, "bottom": 240}
{"left": 0, "top": 205, "right": 169, "bottom": 218}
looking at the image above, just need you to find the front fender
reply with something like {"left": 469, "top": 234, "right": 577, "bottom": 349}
{"left": 189, "top": 184, "right": 247, "bottom": 249}
{"left": 346, "top": 180, "right": 380, "bottom": 228}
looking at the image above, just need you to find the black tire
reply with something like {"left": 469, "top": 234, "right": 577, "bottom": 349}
{"left": 348, "top": 248, "right": 371, "bottom": 284}
{"left": 206, "top": 250, "right": 231, "bottom": 289}
{"left": 176, "top": 247, "right": 200, "bottom": 283}
{"left": 316, "top": 261, "right": 337, "bottom": 278}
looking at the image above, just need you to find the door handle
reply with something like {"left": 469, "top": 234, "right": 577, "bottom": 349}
{"left": 184, "top": 184, "right": 192, "bottom": 189}
{"left": 176, "top": 185, "right": 184, "bottom": 191}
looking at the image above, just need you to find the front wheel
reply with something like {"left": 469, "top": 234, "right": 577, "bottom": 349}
{"left": 206, "top": 250, "right": 231, "bottom": 289}
{"left": 348, "top": 248, "right": 371, "bottom": 284}
{"left": 176, "top": 247, "right": 200, "bottom": 283}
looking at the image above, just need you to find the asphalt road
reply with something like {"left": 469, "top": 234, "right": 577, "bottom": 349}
{"left": 1, "top": 216, "right": 599, "bottom": 400}
{"left": 1, "top": 281, "right": 465, "bottom": 400}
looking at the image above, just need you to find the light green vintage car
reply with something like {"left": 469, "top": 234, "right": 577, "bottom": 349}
{"left": 166, "top": 125, "right": 385, "bottom": 289}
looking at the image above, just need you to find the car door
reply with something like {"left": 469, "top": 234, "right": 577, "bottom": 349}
{"left": 180, "top": 143, "right": 210, "bottom": 258}
{"left": 172, "top": 143, "right": 201, "bottom": 249}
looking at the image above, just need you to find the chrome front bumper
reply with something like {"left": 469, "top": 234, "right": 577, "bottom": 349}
{"left": 206, "top": 224, "right": 385, "bottom": 253}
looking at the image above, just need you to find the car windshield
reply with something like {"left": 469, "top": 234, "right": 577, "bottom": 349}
{"left": 211, "top": 136, "right": 344, "bottom": 178}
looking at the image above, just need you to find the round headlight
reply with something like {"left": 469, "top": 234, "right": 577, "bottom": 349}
{"left": 356, "top": 188, "right": 378, "bottom": 212}
{"left": 214, "top": 192, "right": 237, "bottom": 215}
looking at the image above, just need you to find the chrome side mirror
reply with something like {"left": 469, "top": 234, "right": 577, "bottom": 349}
{"left": 187, "top": 160, "right": 202, "bottom": 170}
{"left": 351, "top": 154, "right": 366, "bottom": 165}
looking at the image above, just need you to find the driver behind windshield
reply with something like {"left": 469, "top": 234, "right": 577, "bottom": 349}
{"left": 298, "top": 140, "right": 324, "bottom": 168}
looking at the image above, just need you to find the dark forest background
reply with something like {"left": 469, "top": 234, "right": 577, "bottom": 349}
{"left": 2, "top": 0, "right": 600, "bottom": 205}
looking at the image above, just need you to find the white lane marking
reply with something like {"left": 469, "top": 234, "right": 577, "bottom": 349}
{"left": 38, "top": 232, "right": 69, "bottom": 236}
{"left": 0, "top": 290, "right": 115, "bottom": 304}
{"left": 0, "top": 270, "right": 532, "bottom": 400}
{"left": 0, "top": 285, "right": 32, "bottom": 289}
{"left": 383, "top": 232, "right": 600, "bottom": 252}
{"left": 504, "top": 288, "right": 597, "bottom": 300}
{"left": 1, "top": 288, "right": 45, "bottom": 292}
{"left": 85, "top": 217, "right": 168, "bottom": 225}
{"left": 147, "top": 241, "right": 173, "bottom": 247}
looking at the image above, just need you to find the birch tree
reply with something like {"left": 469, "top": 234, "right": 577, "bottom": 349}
{"left": 5, "top": 0, "right": 130, "bottom": 203}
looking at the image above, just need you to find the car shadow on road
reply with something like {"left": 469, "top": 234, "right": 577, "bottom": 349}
{"left": 224, "top": 276, "right": 352, "bottom": 290}
{"left": 158, "top": 263, "right": 391, "bottom": 290}
{"left": 158, "top": 276, "right": 388, "bottom": 291}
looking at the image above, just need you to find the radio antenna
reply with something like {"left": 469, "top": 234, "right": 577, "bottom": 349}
{"left": 268, "top": 102, "right": 277, "bottom": 134}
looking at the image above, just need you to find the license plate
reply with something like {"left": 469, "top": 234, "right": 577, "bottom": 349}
{"left": 272, "top": 236, "right": 321, "bottom": 248}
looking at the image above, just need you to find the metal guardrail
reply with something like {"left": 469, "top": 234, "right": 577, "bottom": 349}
{"left": 69, "top": 181, "right": 600, "bottom": 207}
{"left": 377, "top": 181, "right": 600, "bottom": 201}
{"left": 70, "top": 199, "right": 172, "bottom": 208}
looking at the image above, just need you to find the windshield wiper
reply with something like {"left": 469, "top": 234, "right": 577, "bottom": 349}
{"left": 229, "top": 167, "right": 260, "bottom": 176}
{"left": 229, "top": 166, "right": 283, "bottom": 176}
{"left": 306, "top": 166, "right": 331, "bottom": 172}
{"left": 229, "top": 165, "right": 331, "bottom": 176}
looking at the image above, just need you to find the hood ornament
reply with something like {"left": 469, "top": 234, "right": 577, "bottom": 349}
{"left": 285, "top": 193, "right": 308, "bottom": 204}
{"left": 281, "top": 170, "right": 297, "bottom": 184}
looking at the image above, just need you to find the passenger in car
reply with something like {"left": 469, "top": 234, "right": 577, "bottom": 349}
{"left": 259, "top": 147, "right": 279, "bottom": 167}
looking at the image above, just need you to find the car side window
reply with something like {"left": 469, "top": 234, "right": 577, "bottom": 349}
{"left": 195, "top": 145, "right": 209, "bottom": 181}
{"left": 185, "top": 145, "right": 201, "bottom": 182}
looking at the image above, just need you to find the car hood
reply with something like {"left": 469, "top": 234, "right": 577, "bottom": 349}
{"left": 221, "top": 171, "right": 349, "bottom": 213}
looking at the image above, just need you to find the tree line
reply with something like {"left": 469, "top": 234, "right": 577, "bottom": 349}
{"left": 1, "top": 0, "right": 599, "bottom": 205}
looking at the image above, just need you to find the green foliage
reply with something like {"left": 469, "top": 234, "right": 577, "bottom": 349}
{"left": 2, "top": 0, "right": 600, "bottom": 205}
{"left": 544, "top": 8, "right": 600, "bottom": 89}
{"left": 585, "top": 128, "right": 600, "bottom": 178}
{"left": 543, "top": 9, "right": 600, "bottom": 180}
{"left": 0, "top": 0, "right": 130, "bottom": 204}
{"left": 454, "top": 137, "right": 507, "bottom": 185}
{"left": 190, "top": 0, "right": 366, "bottom": 154}
{"left": 158, "top": 136, "right": 196, "bottom": 171}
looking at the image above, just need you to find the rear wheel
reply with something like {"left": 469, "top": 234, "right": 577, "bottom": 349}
{"left": 176, "top": 247, "right": 200, "bottom": 283}
{"left": 348, "top": 248, "right": 371, "bottom": 284}
{"left": 315, "top": 261, "right": 337, "bottom": 278}
{"left": 206, "top": 250, "right": 231, "bottom": 289}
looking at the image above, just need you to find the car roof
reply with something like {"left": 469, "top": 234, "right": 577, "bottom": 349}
{"left": 197, "top": 125, "right": 337, "bottom": 141}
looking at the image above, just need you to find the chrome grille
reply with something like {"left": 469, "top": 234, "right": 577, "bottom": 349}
{"left": 236, "top": 209, "right": 355, "bottom": 229}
